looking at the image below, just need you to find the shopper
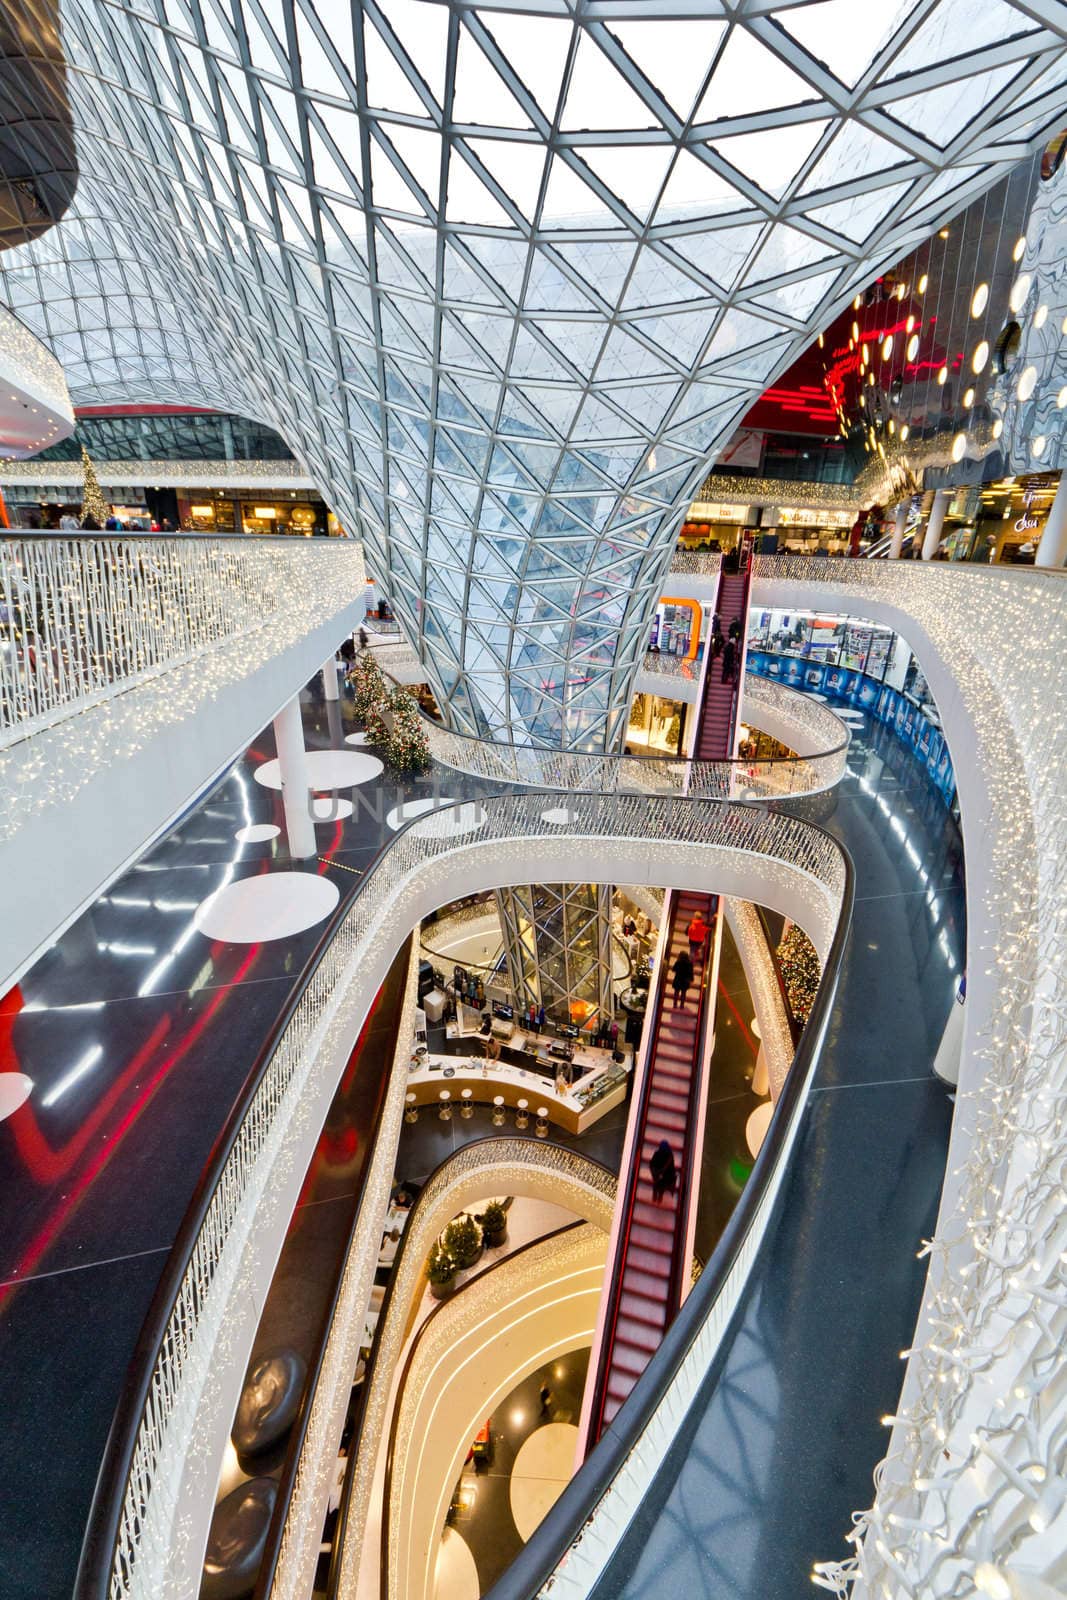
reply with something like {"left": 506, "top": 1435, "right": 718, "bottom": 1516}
{"left": 686, "top": 911, "right": 708, "bottom": 963}
{"left": 671, "top": 950, "right": 693, "bottom": 1008}
{"left": 649, "top": 1140, "right": 677, "bottom": 1204}
{"left": 721, "top": 637, "right": 737, "bottom": 683}
{"left": 59, "top": 511, "right": 80, "bottom": 530}
{"left": 80, "top": 513, "right": 101, "bottom": 530}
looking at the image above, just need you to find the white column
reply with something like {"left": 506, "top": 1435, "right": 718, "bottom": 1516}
{"left": 1036, "top": 473, "right": 1067, "bottom": 568}
{"left": 322, "top": 653, "right": 339, "bottom": 700}
{"left": 272, "top": 694, "right": 316, "bottom": 859}
{"left": 888, "top": 501, "right": 908, "bottom": 559}
{"left": 921, "top": 488, "right": 952, "bottom": 560}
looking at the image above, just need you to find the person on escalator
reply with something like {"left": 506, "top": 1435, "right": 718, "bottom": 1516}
{"left": 649, "top": 1140, "right": 677, "bottom": 1204}
{"left": 721, "top": 637, "right": 737, "bottom": 683}
{"left": 671, "top": 950, "right": 694, "bottom": 1008}
{"left": 686, "top": 911, "right": 708, "bottom": 964}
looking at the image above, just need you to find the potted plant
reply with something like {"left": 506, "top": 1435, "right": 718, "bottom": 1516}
{"left": 481, "top": 1201, "right": 508, "bottom": 1249}
{"left": 444, "top": 1214, "right": 483, "bottom": 1270}
{"left": 426, "top": 1243, "right": 457, "bottom": 1301}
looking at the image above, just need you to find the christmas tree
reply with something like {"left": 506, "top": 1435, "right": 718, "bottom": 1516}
{"left": 384, "top": 685, "right": 431, "bottom": 773}
{"left": 777, "top": 924, "right": 821, "bottom": 1027}
{"left": 80, "top": 445, "right": 108, "bottom": 525}
{"left": 348, "top": 649, "right": 387, "bottom": 723}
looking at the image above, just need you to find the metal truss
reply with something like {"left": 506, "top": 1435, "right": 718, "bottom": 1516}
{"left": 496, "top": 881, "right": 613, "bottom": 1027}
{"left": 2, "top": 0, "right": 1067, "bottom": 745}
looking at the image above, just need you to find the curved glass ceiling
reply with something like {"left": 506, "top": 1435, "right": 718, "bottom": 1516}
{"left": 3, "top": 1, "right": 1067, "bottom": 744}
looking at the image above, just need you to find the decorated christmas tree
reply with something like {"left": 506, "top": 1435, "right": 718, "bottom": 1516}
{"left": 80, "top": 445, "right": 108, "bottom": 525}
{"left": 384, "top": 685, "right": 431, "bottom": 774}
{"left": 777, "top": 924, "right": 821, "bottom": 1027}
{"left": 348, "top": 648, "right": 387, "bottom": 723}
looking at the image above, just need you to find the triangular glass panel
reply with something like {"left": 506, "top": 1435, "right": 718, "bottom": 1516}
{"left": 447, "top": 150, "right": 514, "bottom": 226}
{"left": 654, "top": 148, "right": 744, "bottom": 221}
{"left": 452, "top": 25, "right": 534, "bottom": 129}
{"left": 477, "top": 11, "right": 573, "bottom": 122}
{"left": 466, "top": 138, "right": 547, "bottom": 218}
{"left": 379, "top": 0, "right": 449, "bottom": 105}
{"left": 561, "top": 31, "right": 658, "bottom": 131}
{"left": 608, "top": 20, "right": 726, "bottom": 121}
{"left": 710, "top": 119, "right": 828, "bottom": 198}
{"left": 579, "top": 144, "right": 674, "bottom": 220}
{"left": 800, "top": 119, "right": 910, "bottom": 196}
{"left": 695, "top": 27, "right": 820, "bottom": 121}
{"left": 883, "top": 63, "right": 1019, "bottom": 151}
{"left": 541, "top": 153, "right": 617, "bottom": 227}
{"left": 805, "top": 179, "right": 913, "bottom": 243}
{"left": 362, "top": 16, "right": 427, "bottom": 114}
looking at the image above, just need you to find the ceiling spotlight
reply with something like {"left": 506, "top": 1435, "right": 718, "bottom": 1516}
{"left": 852, "top": 320, "right": 860, "bottom": 343}
{"left": 937, "top": 366, "right": 948, "bottom": 385}
{"left": 1009, "top": 274, "right": 1032, "bottom": 313}
{"left": 918, "top": 273, "right": 928, "bottom": 294}
{"left": 1018, "top": 365, "right": 1038, "bottom": 401}
{"left": 907, "top": 334, "right": 919, "bottom": 361}
{"left": 970, "top": 284, "right": 988, "bottom": 317}
{"left": 1034, "top": 304, "right": 1049, "bottom": 329}
{"left": 939, "top": 227, "right": 950, "bottom": 239}
{"left": 963, "top": 387, "right": 974, "bottom": 407}
{"left": 900, "top": 424, "right": 909, "bottom": 442}
{"left": 951, "top": 432, "right": 967, "bottom": 461}
{"left": 992, "top": 418, "right": 1003, "bottom": 439}
{"left": 1057, "top": 386, "right": 1067, "bottom": 408}
{"left": 972, "top": 341, "right": 989, "bottom": 373}
{"left": 1012, "top": 236, "right": 1026, "bottom": 262}
{"left": 882, "top": 335, "right": 893, "bottom": 360}
{"left": 1032, "top": 434, "right": 1046, "bottom": 457}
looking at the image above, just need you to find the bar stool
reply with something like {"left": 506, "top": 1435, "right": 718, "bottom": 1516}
{"left": 404, "top": 1091, "right": 418, "bottom": 1124}
{"left": 460, "top": 1087, "right": 474, "bottom": 1120}
{"left": 492, "top": 1095, "right": 506, "bottom": 1127}
{"left": 438, "top": 1089, "right": 452, "bottom": 1122}
{"left": 515, "top": 1097, "right": 529, "bottom": 1130}
{"left": 535, "top": 1106, "right": 549, "bottom": 1138}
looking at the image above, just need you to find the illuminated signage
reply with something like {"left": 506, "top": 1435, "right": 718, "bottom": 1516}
{"left": 1014, "top": 487, "right": 1039, "bottom": 534}
{"left": 252, "top": 506, "right": 277, "bottom": 519}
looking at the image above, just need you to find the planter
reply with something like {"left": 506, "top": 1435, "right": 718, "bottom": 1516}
{"left": 428, "top": 1276, "right": 457, "bottom": 1301}
{"left": 483, "top": 1225, "right": 507, "bottom": 1250}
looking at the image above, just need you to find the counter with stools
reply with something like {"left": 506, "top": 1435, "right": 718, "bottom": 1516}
{"left": 407, "top": 1051, "right": 630, "bottom": 1135}
{"left": 535, "top": 1106, "right": 549, "bottom": 1138}
{"left": 460, "top": 1087, "right": 474, "bottom": 1119}
{"left": 405, "top": 1091, "right": 418, "bottom": 1123}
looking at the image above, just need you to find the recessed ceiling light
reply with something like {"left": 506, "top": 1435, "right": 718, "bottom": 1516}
{"left": 963, "top": 387, "right": 975, "bottom": 407}
{"left": 906, "top": 334, "right": 919, "bottom": 361}
{"left": 971, "top": 284, "right": 988, "bottom": 317}
{"left": 972, "top": 341, "right": 989, "bottom": 374}
{"left": 1009, "top": 274, "right": 1031, "bottom": 314}
{"left": 882, "top": 335, "right": 893, "bottom": 360}
{"left": 992, "top": 418, "right": 1003, "bottom": 439}
{"left": 1032, "top": 434, "right": 1046, "bottom": 457}
{"left": 1034, "top": 304, "right": 1049, "bottom": 329}
{"left": 937, "top": 366, "right": 948, "bottom": 385}
{"left": 918, "top": 274, "right": 928, "bottom": 294}
{"left": 951, "top": 432, "right": 967, "bottom": 462}
{"left": 900, "top": 424, "right": 909, "bottom": 442}
{"left": 1013, "top": 236, "right": 1027, "bottom": 261}
{"left": 1017, "top": 365, "right": 1038, "bottom": 401}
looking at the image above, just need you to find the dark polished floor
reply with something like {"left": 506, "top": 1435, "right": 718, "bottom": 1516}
{"left": 589, "top": 704, "right": 965, "bottom": 1600}
{"left": 0, "top": 676, "right": 489, "bottom": 1600}
{"left": 451, "top": 1348, "right": 592, "bottom": 1594}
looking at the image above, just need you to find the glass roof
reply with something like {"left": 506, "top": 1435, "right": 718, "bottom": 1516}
{"left": 3, "top": 0, "right": 1066, "bottom": 746}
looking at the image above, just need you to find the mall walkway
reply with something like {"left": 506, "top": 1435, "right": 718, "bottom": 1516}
{"left": 585, "top": 702, "right": 965, "bottom": 1600}
{"left": 0, "top": 678, "right": 489, "bottom": 1600}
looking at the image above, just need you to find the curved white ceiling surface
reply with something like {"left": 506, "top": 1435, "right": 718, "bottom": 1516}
{"left": 3, "top": 1, "right": 1066, "bottom": 742}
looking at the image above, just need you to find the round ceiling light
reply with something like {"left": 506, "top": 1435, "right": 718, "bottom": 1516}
{"left": 1017, "top": 365, "right": 1038, "bottom": 401}
{"left": 992, "top": 418, "right": 1003, "bottom": 439}
{"left": 1009, "top": 274, "right": 1032, "bottom": 313}
{"left": 951, "top": 433, "right": 967, "bottom": 462}
{"left": 1034, "top": 304, "right": 1049, "bottom": 329}
{"left": 918, "top": 273, "right": 928, "bottom": 294}
{"left": 1058, "top": 386, "right": 1067, "bottom": 408}
{"left": 971, "top": 283, "right": 989, "bottom": 317}
{"left": 906, "top": 334, "right": 919, "bottom": 361}
{"left": 972, "top": 341, "right": 990, "bottom": 374}
{"left": 1032, "top": 435, "right": 1047, "bottom": 458}
{"left": 1013, "top": 235, "right": 1027, "bottom": 261}
{"left": 900, "top": 424, "right": 909, "bottom": 442}
{"left": 852, "top": 320, "right": 860, "bottom": 342}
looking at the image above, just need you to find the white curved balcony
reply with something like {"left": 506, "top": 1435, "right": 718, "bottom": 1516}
{"left": 0, "top": 305, "right": 74, "bottom": 456}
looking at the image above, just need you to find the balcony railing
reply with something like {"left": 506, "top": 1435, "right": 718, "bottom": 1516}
{"left": 75, "top": 790, "right": 848, "bottom": 1600}
{"left": 0, "top": 534, "right": 364, "bottom": 748}
{"left": 668, "top": 549, "right": 723, "bottom": 577}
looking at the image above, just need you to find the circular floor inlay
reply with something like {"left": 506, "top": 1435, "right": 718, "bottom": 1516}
{"left": 254, "top": 750, "right": 383, "bottom": 791}
{"left": 235, "top": 823, "right": 281, "bottom": 843}
{"left": 433, "top": 1528, "right": 479, "bottom": 1600}
{"left": 311, "top": 795, "right": 354, "bottom": 821}
{"left": 510, "top": 1423, "right": 579, "bottom": 1542}
{"left": 746, "top": 1099, "right": 774, "bottom": 1157}
{"left": 194, "top": 873, "right": 339, "bottom": 943}
{"left": 0, "top": 1073, "right": 33, "bottom": 1122}
{"left": 541, "top": 806, "right": 577, "bottom": 826}
{"left": 344, "top": 731, "right": 370, "bottom": 746}
{"left": 386, "top": 797, "right": 455, "bottom": 829}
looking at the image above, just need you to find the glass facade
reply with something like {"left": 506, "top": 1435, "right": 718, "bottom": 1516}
{"left": 34, "top": 411, "right": 295, "bottom": 463}
{"left": 1, "top": 3, "right": 1064, "bottom": 746}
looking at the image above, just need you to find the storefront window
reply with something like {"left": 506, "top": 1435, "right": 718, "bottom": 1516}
{"left": 626, "top": 692, "right": 684, "bottom": 757}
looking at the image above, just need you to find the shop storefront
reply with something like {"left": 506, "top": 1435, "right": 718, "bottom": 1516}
{"left": 179, "top": 491, "right": 334, "bottom": 535}
{"left": 747, "top": 607, "right": 955, "bottom": 807}
{"left": 626, "top": 691, "right": 686, "bottom": 757}
{"left": 648, "top": 597, "right": 703, "bottom": 658}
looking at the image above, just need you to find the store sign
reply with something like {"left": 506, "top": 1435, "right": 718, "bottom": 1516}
{"left": 1015, "top": 488, "right": 1039, "bottom": 534}
{"left": 253, "top": 505, "right": 277, "bottom": 519}
{"left": 191, "top": 503, "right": 213, "bottom": 517}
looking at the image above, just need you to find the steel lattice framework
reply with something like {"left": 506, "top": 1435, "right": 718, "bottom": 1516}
{"left": 2, "top": 0, "right": 1067, "bottom": 746}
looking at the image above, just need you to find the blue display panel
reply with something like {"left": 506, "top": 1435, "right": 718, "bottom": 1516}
{"left": 747, "top": 651, "right": 956, "bottom": 808}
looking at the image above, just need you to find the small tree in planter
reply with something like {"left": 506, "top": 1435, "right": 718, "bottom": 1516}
{"left": 426, "top": 1242, "right": 457, "bottom": 1301}
{"left": 383, "top": 686, "right": 431, "bottom": 774}
{"left": 480, "top": 1201, "right": 508, "bottom": 1248}
{"left": 444, "top": 1214, "right": 483, "bottom": 1270}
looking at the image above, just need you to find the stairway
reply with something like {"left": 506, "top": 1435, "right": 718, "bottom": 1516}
{"left": 589, "top": 562, "right": 753, "bottom": 1441}
{"left": 695, "top": 567, "right": 752, "bottom": 763}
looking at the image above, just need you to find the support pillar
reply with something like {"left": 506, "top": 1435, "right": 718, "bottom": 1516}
{"left": 1036, "top": 473, "right": 1067, "bottom": 568}
{"left": 888, "top": 501, "right": 908, "bottom": 559}
{"left": 921, "top": 488, "right": 952, "bottom": 560}
{"left": 322, "top": 653, "right": 339, "bottom": 700}
{"left": 272, "top": 694, "right": 316, "bottom": 860}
